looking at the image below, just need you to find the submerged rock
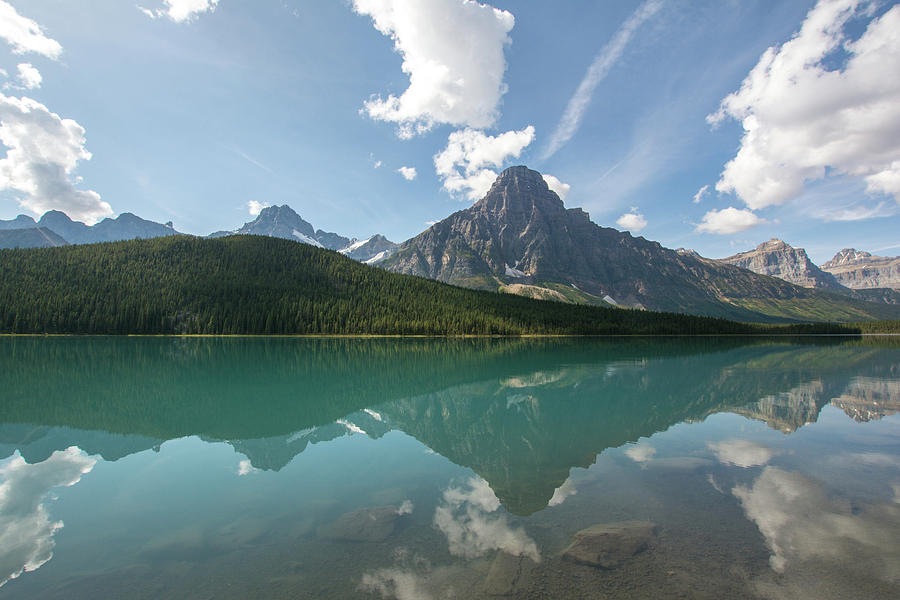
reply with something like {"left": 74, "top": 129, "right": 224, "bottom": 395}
{"left": 562, "top": 521, "right": 656, "bottom": 568}
{"left": 483, "top": 552, "right": 535, "bottom": 596}
{"left": 317, "top": 506, "right": 402, "bottom": 542}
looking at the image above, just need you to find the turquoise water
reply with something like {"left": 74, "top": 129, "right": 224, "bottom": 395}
{"left": 0, "top": 337, "right": 898, "bottom": 599}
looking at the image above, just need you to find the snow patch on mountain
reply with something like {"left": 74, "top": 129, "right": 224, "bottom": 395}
{"left": 505, "top": 264, "right": 527, "bottom": 278}
{"left": 293, "top": 229, "right": 324, "bottom": 248}
{"left": 340, "top": 237, "right": 372, "bottom": 254}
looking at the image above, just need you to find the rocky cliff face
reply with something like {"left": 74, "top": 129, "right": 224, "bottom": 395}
{"left": 380, "top": 166, "right": 897, "bottom": 321}
{"left": 822, "top": 249, "right": 900, "bottom": 290}
{"left": 717, "top": 239, "right": 844, "bottom": 289}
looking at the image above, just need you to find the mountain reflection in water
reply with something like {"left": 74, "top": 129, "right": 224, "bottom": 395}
{"left": 0, "top": 336, "right": 898, "bottom": 599}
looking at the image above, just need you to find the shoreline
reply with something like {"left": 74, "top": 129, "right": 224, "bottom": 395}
{"left": 1, "top": 333, "right": 897, "bottom": 339}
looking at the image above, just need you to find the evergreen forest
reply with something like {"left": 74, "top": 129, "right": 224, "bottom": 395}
{"left": 0, "top": 235, "right": 860, "bottom": 336}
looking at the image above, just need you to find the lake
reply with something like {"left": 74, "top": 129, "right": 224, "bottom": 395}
{"left": 1, "top": 336, "right": 898, "bottom": 599}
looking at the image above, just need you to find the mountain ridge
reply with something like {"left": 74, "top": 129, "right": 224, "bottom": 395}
{"left": 821, "top": 248, "right": 900, "bottom": 290}
{"left": 717, "top": 238, "right": 844, "bottom": 290}
{"left": 382, "top": 166, "right": 900, "bottom": 323}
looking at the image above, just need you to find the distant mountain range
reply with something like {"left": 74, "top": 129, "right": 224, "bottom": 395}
{"left": 1, "top": 204, "right": 399, "bottom": 264}
{"left": 0, "top": 210, "right": 179, "bottom": 245}
{"left": 715, "top": 239, "right": 900, "bottom": 304}
{"left": 2, "top": 165, "right": 899, "bottom": 322}
{"left": 207, "top": 204, "right": 399, "bottom": 263}
{"left": 822, "top": 248, "right": 900, "bottom": 290}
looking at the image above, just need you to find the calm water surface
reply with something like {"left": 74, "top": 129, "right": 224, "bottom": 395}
{"left": 1, "top": 337, "right": 899, "bottom": 599}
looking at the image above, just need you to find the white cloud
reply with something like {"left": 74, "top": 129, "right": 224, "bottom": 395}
{"left": 236, "top": 459, "right": 257, "bottom": 476}
{"left": 140, "top": 0, "right": 220, "bottom": 23}
{"left": 709, "top": 0, "right": 900, "bottom": 212}
{"left": 434, "top": 477, "right": 540, "bottom": 562}
{"left": 0, "top": 448, "right": 97, "bottom": 589}
{"left": 542, "top": 0, "right": 663, "bottom": 159}
{"left": 0, "top": 1, "right": 62, "bottom": 59}
{"left": 616, "top": 209, "right": 648, "bottom": 233}
{"left": 733, "top": 467, "right": 900, "bottom": 579}
{"left": 397, "top": 166, "right": 417, "bottom": 180}
{"left": 696, "top": 207, "right": 766, "bottom": 235}
{"left": 352, "top": 0, "right": 514, "bottom": 138}
{"left": 14, "top": 63, "right": 41, "bottom": 90}
{"left": 433, "top": 126, "right": 535, "bottom": 201}
{"left": 247, "top": 200, "right": 269, "bottom": 216}
{"left": 0, "top": 93, "right": 112, "bottom": 224}
{"left": 693, "top": 184, "right": 709, "bottom": 204}
{"left": 541, "top": 173, "right": 571, "bottom": 201}
{"left": 708, "top": 439, "right": 777, "bottom": 468}
{"left": 548, "top": 477, "right": 577, "bottom": 507}
{"left": 360, "top": 569, "right": 434, "bottom": 600}
{"left": 624, "top": 443, "right": 656, "bottom": 463}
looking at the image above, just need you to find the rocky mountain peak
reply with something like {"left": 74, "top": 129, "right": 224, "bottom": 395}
{"left": 821, "top": 248, "right": 900, "bottom": 290}
{"left": 823, "top": 248, "right": 873, "bottom": 268}
{"left": 717, "top": 239, "right": 842, "bottom": 290}
{"left": 237, "top": 204, "right": 316, "bottom": 241}
{"left": 474, "top": 165, "right": 565, "bottom": 222}
{"left": 760, "top": 238, "right": 789, "bottom": 249}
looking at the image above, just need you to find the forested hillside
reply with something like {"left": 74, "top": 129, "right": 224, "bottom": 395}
{"left": 0, "top": 235, "right": 854, "bottom": 335}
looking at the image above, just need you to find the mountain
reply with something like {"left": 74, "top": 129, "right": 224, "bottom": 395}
{"left": 0, "top": 215, "right": 40, "bottom": 230}
{"left": 0, "top": 227, "right": 68, "bottom": 249}
{"left": 0, "top": 210, "right": 179, "bottom": 245}
{"left": 215, "top": 205, "right": 398, "bottom": 260}
{"left": 2, "top": 234, "right": 804, "bottom": 335}
{"left": 822, "top": 249, "right": 900, "bottom": 290}
{"left": 717, "top": 239, "right": 843, "bottom": 289}
{"left": 228, "top": 204, "right": 322, "bottom": 246}
{"left": 382, "top": 166, "right": 900, "bottom": 323}
{"left": 315, "top": 229, "right": 352, "bottom": 251}
{"left": 339, "top": 234, "right": 399, "bottom": 263}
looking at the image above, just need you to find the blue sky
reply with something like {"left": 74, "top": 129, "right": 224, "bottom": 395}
{"left": 0, "top": 0, "right": 898, "bottom": 263}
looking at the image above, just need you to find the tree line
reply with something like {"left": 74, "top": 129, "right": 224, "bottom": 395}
{"left": 0, "top": 235, "right": 860, "bottom": 336}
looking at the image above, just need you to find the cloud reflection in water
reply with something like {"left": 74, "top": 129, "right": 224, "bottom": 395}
{"left": 433, "top": 476, "right": 540, "bottom": 562}
{"left": 0, "top": 447, "right": 97, "bottom": 588}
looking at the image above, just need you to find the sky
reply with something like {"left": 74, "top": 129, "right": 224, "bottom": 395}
{"left": 0, "top": 0, "right": 898, "bottom": 263}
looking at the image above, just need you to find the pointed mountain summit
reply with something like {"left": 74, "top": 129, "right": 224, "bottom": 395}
{"left": 213, "top": 204, "right": 399, "bottom": 260}
{"left": 717, "top": 239, "right": 844, "bottom": 290}
{"left": 382, "top": 166, "right": 900, "bottom": 322}
{"left": 233, "top": 204, "right": 321, "bottom": 246}
{"left": 822, "top": 248, "right": 900, "bottom": 290}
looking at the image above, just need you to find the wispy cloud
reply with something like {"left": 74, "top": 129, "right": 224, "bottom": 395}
{"left": 693, "top": 184, "right": 709, "bottom": 204}
{"left": 230, "top": 146, "right": 274, "bottom": 174}
{"left": 542, "top": 0, "right": 663, "bottom": 159}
